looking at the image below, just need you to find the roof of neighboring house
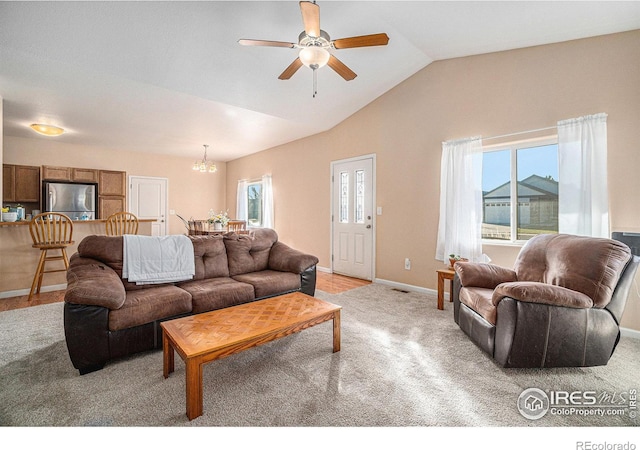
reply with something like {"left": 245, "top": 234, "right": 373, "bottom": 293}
{"left": 484, "top": 175, "right": 558, "bottom": 200}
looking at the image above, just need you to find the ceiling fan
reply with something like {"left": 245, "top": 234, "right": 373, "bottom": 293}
{"left": 239, "top": 1, "right": 389, "bottom": 97}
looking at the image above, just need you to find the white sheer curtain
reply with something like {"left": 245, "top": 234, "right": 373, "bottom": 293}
{"left": 262, "top": 174, "right": 274, "bottom": 229}
{"left": 435, "top": 136, "right": 485, "bottom": 263}
{"left": 557, "top": 113, "right": 609, "bottom": 238}
{"left": 236, "top": 180, "right": 248, "bottom": 222}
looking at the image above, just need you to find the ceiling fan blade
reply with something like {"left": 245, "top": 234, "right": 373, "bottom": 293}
{"left": 327, "top": 55, "right": 357, "bottom": 81}
{"left": 332, "top": 33, "right": 390, "bottom": 49}
{"left": 278, "top": 58, "right": 304, "bottom": 80}
{"left": 300, "top": 1, "right": 320, "bottom": 37}
{"left": 238, "top": 39, "right": 296, "bottom": 48}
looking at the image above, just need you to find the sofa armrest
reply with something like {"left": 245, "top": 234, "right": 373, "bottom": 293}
{"left": 454, "top": 263, "right": 517, "bottom": 289}
{"left": 65, "top": 259, "right": 126, "bottom": 310}
{"left": 268, "top": 241, "right": 319, "bottom": 274}
{"left": 492, "top": 281, "right": 593, "bottom": 309}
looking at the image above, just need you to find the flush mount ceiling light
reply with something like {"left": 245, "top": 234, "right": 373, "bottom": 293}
{"left": 192, "top": 144, "right": 217, "bottom": 173}
{"left": 30, "top": 123, "right": 65, "bottom": 136}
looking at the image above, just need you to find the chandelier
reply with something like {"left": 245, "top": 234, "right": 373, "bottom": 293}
{"left": 192, "top": 144, "right": 217, "bottom": 173}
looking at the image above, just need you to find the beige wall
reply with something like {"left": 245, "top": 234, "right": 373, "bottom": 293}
{"left": 3, "top": 136, "right": 227, "bottom": 235}
{"left": 226, "top": 30, "right": 640, "bottom": 331}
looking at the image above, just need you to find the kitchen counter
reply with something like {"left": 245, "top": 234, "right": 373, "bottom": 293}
{"left": 0, "top": 219, "right": 155, "bottom": 297}
{"left": 0, "top": 219, "right": 156, "bottom": 226}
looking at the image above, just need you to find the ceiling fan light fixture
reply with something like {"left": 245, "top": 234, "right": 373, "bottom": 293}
{"left": 29, "top": 123, "right": 65, "bottom": 136}
{"left": 299, "top": 46, "right": 330, "bottom": 69}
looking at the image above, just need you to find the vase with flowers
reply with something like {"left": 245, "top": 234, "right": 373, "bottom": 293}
{"left": 208, "top": 209, "right": 230, "bottom": 231}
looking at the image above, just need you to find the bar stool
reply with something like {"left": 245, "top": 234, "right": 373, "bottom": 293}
{"left": 105, "top": 211, "right": 139, "bottom": 236}
{"left": 28, "top": 212, "right": 74, "bottom": 301}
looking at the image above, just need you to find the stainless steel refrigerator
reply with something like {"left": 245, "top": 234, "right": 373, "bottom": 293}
{"left": 43, "top": 182, "right": 97, "bottom": 220}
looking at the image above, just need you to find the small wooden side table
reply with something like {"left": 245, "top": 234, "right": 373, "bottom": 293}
{"left": 436, "top": 268, "right": 456, "bottom": 310}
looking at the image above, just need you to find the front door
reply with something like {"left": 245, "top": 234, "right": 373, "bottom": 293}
{"left": 331, "top": 156, "right": 375, "bottom": 280}
{"left": 129, "top": 176, "right": 168, "bottom": 236}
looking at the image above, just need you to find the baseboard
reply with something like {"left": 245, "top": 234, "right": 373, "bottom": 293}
{"left": 0, "top": 284, "right": 67, "bottom": 299}
{"left": 621, "top": 327, "right": 640, "bottom": 340}
{"left": 316, "top": 265, "right": 331, "bottom": 273}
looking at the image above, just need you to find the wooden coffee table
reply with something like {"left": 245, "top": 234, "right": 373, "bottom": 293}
{"left": 161, "top": 291, "right": 341, "bottom": 420}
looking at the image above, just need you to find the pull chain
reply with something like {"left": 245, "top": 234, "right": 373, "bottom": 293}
{"left": 313, "top": 68, "right": 318, "bottom": 98}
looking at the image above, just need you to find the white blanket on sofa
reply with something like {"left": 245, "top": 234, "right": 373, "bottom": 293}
{"left": 122, "top": 235, "right": 195, "bottom": 285}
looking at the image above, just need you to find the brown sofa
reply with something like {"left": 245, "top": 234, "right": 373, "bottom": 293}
{"left": 452, "top": 233, "right": 639, "bottom": 368}
{"left": 63, "top": 229, "right": 319, "bottom": 375}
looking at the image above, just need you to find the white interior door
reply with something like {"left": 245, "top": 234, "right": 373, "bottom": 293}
{"left": 129, "top": 176, "right": 168, "bottom": 236}
{"left": 331, "top": 156, "right": 374, "bottom": 280}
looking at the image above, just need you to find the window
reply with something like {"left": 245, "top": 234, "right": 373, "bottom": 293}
{"left": 482, "top": 139, "right": 559, "bottom": 242}
{"left": 237, "top": 175, "right": 273, "bottom": 229}
{"left": 247, "top": 181, "right": 263, "bottom": 227}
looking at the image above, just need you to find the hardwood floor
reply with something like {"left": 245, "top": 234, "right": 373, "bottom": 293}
{"left": 0, "top": 289, "right": 66, "bottom": 312}
{"left": 316, "top": 271, "right": 371, "bottom": 294}
{"left": 0, "top": 272, "right": 369, "bottom": 312}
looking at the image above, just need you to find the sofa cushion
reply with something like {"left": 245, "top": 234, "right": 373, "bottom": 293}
{"left": 108, "top": 286, "right": 192, "bottom": 331}
{"left": 77, "top": 235, "right": 123, "bottom": 272}
{"left": 514, "top": 234, "right": 631, "bottom": 308}
{"left": 268, "top": 241, "right": 319, "bottom": 273}
{"left": 189, "top": 235, "right": 230, "bottom": 279}
{"left": 455, "top": 263, "right": 517, "bottom": 290}
{"left": 233, "top": 270, "right": 301, "bottom": 299}
{"left": 224, "top": 229, "right": 278, "bottom": 276}
{"left": 492, "top": 281, "right": 593, "bottom": 309}
{"left": 65, "top": 258, "right": 126, "bottom": 310}
{"left": 459, "top": 287, "right": 496, "bottom": 325}
{"left": 178, "top": 277, "right": 255, "bottom": 314}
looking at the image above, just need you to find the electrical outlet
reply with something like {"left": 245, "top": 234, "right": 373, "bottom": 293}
{"left": 404, "top": 258, "right": 411, "bottom": 270}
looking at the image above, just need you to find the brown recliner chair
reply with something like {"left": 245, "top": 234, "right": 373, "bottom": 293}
{"left": 452, "top": 233, "right": 639, "bottom": 368}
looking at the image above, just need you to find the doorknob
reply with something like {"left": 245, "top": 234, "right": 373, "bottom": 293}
{"left": 366, "top": 225, "right": 371, "bottom": 229}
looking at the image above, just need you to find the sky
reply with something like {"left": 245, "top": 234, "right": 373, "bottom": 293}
{"left": 482, "top": 144, "right": 558, "bottom": 192}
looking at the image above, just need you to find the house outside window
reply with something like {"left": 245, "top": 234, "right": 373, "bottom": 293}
{"left": 482, "top": 139, "right": 559, "bottom": 242}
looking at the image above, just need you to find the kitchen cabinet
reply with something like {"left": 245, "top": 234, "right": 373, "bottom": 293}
{"left": 3, "top": 165, "right": 15, "bottom": 201}
{"left": 98, "top": 170, "right": 126, "bottom": 196}
{"left": 43, "top": 165, "right": 99, "bottom": 183}
{"left": 3, "top": 164, "right": 40, "bottom": 203}
{"left": 98, "top": 170, "right": 126, "bottom": 218}
{"left": 71, "top": 168, "right": 98, "bottom": 183}
{"left": 42, "top": 165, "right": 72, "bottom": 181}
{"left": 99, "top": 196, "right": 126, "bottom": 219}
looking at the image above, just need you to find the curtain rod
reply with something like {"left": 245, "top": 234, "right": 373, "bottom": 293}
{"left": 482, "top": 125, "right": 557, "bottom": 142}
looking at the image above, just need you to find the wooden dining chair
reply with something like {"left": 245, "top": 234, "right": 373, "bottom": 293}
{"left": 227, "top": 220, "right": 248, "bottom": 234}
{"left": 105, "top": 212, "right": 139, "bottom": 236}
{"left": 188, "top": 220, "right": 207, "bottom": 235}
{"left": 28, "top": 212, "right": 74, "bottom": 301}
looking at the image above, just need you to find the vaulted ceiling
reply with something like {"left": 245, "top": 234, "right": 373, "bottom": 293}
{"left": 1, "top": 1, "right": 639, "bottom": 162}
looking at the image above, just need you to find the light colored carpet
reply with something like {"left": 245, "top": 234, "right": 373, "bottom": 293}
{"left": 1, "top": 283, "right": 639, "bottom": 429}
